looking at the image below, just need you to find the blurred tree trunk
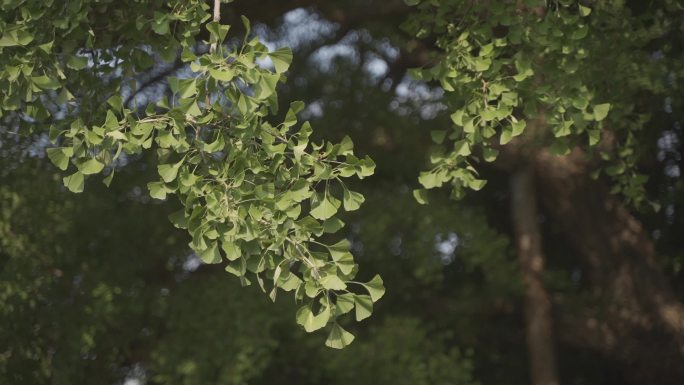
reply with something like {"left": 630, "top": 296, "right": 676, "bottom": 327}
{"left": 531, "top": 149, "right": 684, "bottom": 384}
{"left": 511, "top": 167, "right": 560, "bottom": 385}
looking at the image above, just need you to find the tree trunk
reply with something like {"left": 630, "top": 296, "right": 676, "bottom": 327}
{"left": 511, "top": 166, "right": 560, "bottom": 385}
{"left": 530, "top": 149, "right": 684, "bottom": 384}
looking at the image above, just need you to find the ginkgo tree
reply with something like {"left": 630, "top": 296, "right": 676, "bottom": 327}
{"left": 406, "top": 0, "right": 651, "bottom": 204}
{"left": 0, "top": 0, "right": 383, "bottom": 348}
{"left": 2, "top": 0, "right": 683, "bottom": 359}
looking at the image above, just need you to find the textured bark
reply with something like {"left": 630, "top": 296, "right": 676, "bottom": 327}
{"left": 511, "top": 167, "right": 560, "bottom": 385}
{"left": 529, "top": 149, "right": 684, "bottom": 384}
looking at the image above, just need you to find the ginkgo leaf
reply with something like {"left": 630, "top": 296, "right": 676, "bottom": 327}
{"left": 593, "top": 103, "right": 611, "bottom": 121}
{"left": 413, "top": 189, "right": 429, "bottom": 205}
{"left": 335, "top": 293, "right": 355, "bottom": 315}
{"left": 268, "top": 47, "right": 293, "bottom": 73}
{"left": 157, "top": 161, "right": 182, "bottom": 183}
{"left": 342, "top": 188, "right": 365, "bottom": 211}
{"left": 209, "top": 67, "right": 235, "bottom": 81}
{"left": 46, "top": 147, "right": 72, "bottom": 171}
{"left": 332, "top": 252, "right": 354, "bottom": 275}
{"left": 354, "top": 295, "right": 373, "bottom": 321}
{"left": 360, "top": 274, "right": 386, "bottom": 302}
{"left": 63, "top": 171, "right": 84, "bottom": 193}
{"left": 297, "top": 304, "right": 330, "bottom": 333}
{"left": 325, "top": 323, "right": 355, "bottom": 349}
{"left": 147, "top": 181, "right": 168, "bottom": 200}
{"left": 310, "top": 193, "right": 341, "bottom": 220}
{"left": 322, "top": 218, "right": 345, "bottom": 233}
{"left": 198, "top": 242, "right": 221, "bottom": 264}
{"left": 78, "top": 159, "right": 104, "bottom": 175}
{"left": 320, "top": 275, "right": 347, "bottom": 290}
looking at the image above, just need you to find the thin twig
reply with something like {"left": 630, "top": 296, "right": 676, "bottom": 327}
{"left": 210, "top": 0, "right": 221, "bottom": 54}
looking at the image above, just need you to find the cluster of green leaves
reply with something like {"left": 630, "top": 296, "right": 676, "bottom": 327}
{"left": 0, "top": 0, "right": 208, "bottom": 123}
{"left": 0, "top": 0, "right": 383, "bottom": 346}
{"left": 0, "top": 152, "right": 491, "bottom": 385}
{"left": 404, "top": 0, "right": 662, "bottom": 206}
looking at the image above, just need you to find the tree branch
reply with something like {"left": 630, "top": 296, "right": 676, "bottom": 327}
{"left": 210, "top": 0, "right": 221, "bottom": 53}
